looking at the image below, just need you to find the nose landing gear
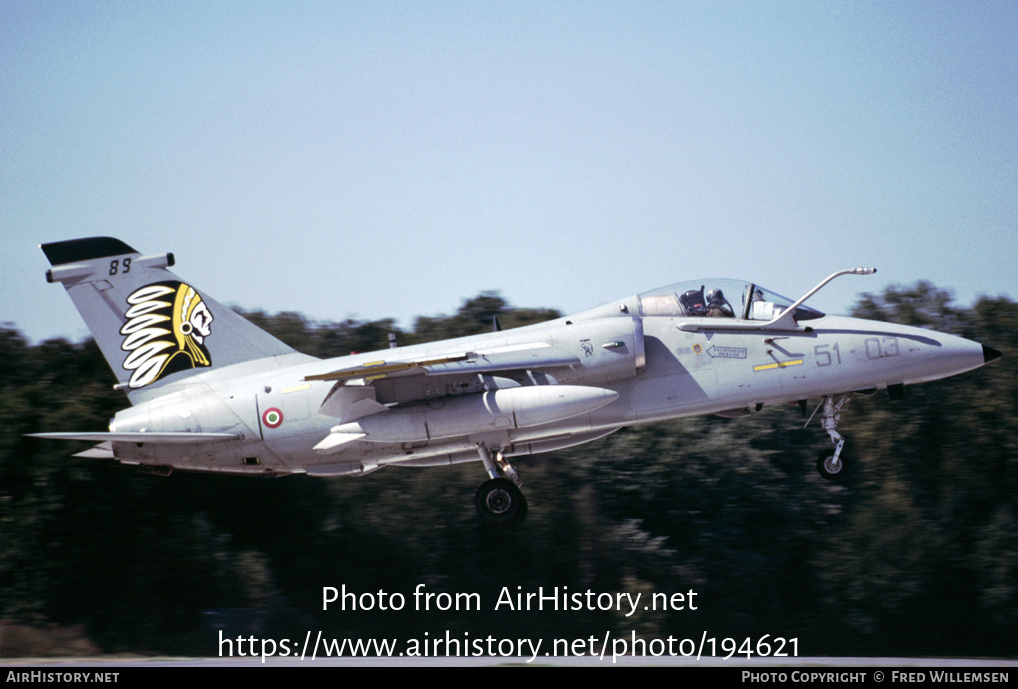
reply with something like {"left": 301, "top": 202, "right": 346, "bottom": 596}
{"left": 809, "top": 394, "right": 852, "bottom": 481}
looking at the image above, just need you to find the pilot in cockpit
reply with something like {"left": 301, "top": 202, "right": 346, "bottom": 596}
{"left": 678, "top": 287, "right": 708, "bottom": 316}
{"left": 706, "top": 288, "right": 735, "bottom": 317}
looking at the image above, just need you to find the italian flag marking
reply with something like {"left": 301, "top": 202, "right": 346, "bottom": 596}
{"left": 263, "top": 407, "right": 283, "bottom": 428}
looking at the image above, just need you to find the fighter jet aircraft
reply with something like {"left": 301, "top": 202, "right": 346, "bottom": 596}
{"left": 32, "top": 237, "right": 1001, "bottom": 527}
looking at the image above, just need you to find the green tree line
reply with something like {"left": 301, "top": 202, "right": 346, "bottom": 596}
{"left": 0, "top": 286, "right": 1014, "bottom": 658}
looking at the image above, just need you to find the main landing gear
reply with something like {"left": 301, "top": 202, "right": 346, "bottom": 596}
{"left": 808, "top": 394, "right": 853, "bottom": 481}
{"left": 475, "top": 445, "right": 528, "bottom": 528}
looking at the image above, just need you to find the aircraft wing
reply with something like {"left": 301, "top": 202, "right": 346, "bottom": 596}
{"left": 305, "top": 343, "right": 579, "bottom": 383}
{"left": 310, "top": 343, "right": 582, "bottom": 423}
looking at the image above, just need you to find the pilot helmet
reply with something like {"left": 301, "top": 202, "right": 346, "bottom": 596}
{"left": 679, "top": 286, "right": 707, "bottom": 316}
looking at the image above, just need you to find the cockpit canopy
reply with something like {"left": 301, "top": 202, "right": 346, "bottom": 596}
{"left": 638, "top": 279, "right": 824, "bottom": 322}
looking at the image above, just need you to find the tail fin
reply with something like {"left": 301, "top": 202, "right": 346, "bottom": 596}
{"left": 42, "top": 237, "right": 301, "bottom": 399}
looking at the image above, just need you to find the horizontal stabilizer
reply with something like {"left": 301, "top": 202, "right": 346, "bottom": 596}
{"left": 28, "top": 431, "right": 240, "bottom": 444}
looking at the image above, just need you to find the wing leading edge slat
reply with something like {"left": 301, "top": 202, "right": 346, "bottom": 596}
{"left": 304, "top": 344, "right": 579, "bottom": 384}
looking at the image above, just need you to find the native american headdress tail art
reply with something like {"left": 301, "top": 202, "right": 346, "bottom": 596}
{"left": 119, "top": 281, "right": 213, "bottom": 388}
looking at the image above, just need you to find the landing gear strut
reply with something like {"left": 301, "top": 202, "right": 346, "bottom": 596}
{"left": 475, "top": 445, "right": 528, "bottom": 527}
{"left": 809, "top": 394, "right": 852, "bottom": 481}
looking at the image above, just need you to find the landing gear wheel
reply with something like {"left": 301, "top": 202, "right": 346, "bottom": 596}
{"left": 817, "top": 448, "right": 848, "bottom": 481}
{"left": 475, "top": 477, "right": 528, "bottom": 528}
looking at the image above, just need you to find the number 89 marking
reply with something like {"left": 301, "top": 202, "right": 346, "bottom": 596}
{"left": 109, "top": 258, "right": 132, "bottom": 275}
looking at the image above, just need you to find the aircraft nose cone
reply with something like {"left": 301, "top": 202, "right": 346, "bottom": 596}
{"left": 983, "top": 344, "right": 1003, "bottom": 363}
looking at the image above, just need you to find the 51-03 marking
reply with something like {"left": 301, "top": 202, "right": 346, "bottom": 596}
{"left": 815, "top": 337, "right": 900, "bottom": 367}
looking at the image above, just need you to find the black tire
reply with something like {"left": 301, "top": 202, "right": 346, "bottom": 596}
{"left": 474, "top": 478, "right": 528, "bottom": 528}
{"left": 817, "top": 448, "right": 848, "bottom": 481}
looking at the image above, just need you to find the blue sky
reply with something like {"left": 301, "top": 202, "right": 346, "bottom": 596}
{"left": 3, "top": 1, "right": 1016, "bottom": 344}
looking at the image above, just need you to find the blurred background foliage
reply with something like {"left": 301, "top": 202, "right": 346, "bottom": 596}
{"left": 0, "top": 285, "right": 1014, "bottom": 658}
